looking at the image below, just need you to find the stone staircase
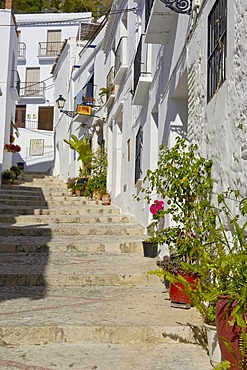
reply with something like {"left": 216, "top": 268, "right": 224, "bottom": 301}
{"left": 0, "top": 172, "right": 210, "bottom": 369}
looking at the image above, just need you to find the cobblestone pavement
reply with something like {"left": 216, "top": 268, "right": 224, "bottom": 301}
{"left": 0, "top": 173, "right": 211, "bottom": 369}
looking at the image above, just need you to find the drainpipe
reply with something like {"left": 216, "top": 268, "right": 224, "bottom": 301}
{"left": 5, "top": 0, "right": 12, "bottom": 9}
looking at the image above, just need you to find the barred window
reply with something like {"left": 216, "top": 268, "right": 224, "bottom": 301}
{"left": 135, "top": 127, "right": 143, "bottom": 184}
{"left": 207, "top": 0, "right": 227, "bottom": 102}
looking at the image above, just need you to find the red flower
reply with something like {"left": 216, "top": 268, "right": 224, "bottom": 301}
{"left": 150, "top": 200, "right": 164, "bottom": 216}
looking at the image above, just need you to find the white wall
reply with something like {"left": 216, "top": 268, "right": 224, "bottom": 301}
{"left": 187, "top": 0, "right": 247, "bottom": 196}
{"left": 0, "top": 9, "right": 18, "bottom": 179}
{"left": 103, "top": 1, "right": 190, "bottom": 227}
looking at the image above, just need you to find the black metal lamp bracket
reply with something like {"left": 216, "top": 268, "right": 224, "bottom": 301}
{"left": 160, "top": 0, "right": 193, "bottom": 15}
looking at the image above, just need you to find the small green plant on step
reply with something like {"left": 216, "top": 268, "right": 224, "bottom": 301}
{"left": 1, "top": 169, "right": 16, "bottom": 184}
{"left": 10, "top": 165, "right": 21, "bottom": 179}
{"left": 213, "top": 361, "right": 230, "bottom": 370}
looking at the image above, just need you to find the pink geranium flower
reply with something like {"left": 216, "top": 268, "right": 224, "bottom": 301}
{"left": 150, "top": 200, "right": 164, "bottom": 216}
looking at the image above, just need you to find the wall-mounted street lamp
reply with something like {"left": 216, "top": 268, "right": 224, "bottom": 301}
{"left": 56, "top": 95, "right": 77, "bottom": 118}
{"left": 56, "top": 94, "right": 102, "bottom": 119}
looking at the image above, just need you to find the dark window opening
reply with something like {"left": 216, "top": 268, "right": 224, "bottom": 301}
{"left": 207, "top": 0, "right": 227, "bottom": 102}
{"left": 135, "top": 127, "right": 143, "bottom": 184}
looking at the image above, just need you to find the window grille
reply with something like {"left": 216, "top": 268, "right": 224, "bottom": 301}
{"left": 207, "top": 0, "right": 227, "bottom": 102}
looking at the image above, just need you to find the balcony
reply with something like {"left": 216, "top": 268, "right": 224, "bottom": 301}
{"left": 38, "top": 42, "right": 63, "bottom": 60}
{"left": 18, "top": 42, "right": 26, "bottom": 62}
{"left": 132, "top": 35, "right": 152, "bottom": 106}
{"left": 10, "top": 70, "right": 21, "bottom": 100}
{"left": 145, "top": 0, "right": 175, "bottom": 44}
{"left": 105, "top": 66, "right": 115, "bottom": 108}
{"left": 19, "top": 81, "right": 46, "bottom": 102}
{"left": 114, "top": 37, "right": 128, "bottom": 84}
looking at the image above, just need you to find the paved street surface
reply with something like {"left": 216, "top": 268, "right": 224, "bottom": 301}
{"left": 0, "top": 173, "right": 211, "bottom": 369}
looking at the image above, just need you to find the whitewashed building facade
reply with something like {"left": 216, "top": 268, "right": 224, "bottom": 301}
{"left": 101, "top": 0, "right": 247, "bottom": 228}
{"left": 0, "top": 1, "right": 20, "bottom": 181}
{"left": 52, "top": 19, "right": 107, "bottom": 181}
{"left": 14, "top": 12, "right": 94, "bottom": 172}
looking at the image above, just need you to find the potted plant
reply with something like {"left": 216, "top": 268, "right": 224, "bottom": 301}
{"left": 1, "top": 169, "right": 16, "bottom": 185}
{"left": 66, "top": 177, "right": 78, "bottom": 195}
{"left": 10, "top": 165, "right": 21, "bottom": 179}
{"left": 209, "top": 190, "right": 247, "bottom": 370}
{"left": 85, "top": 147, "right": 109, "bottom": 201}
{"left": 135, "top": 137, "right": 215, "bottom": 304}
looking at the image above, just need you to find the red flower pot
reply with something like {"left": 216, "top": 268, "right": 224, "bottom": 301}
{"left": 169, "top": 272, "right": 197, "bottom": 305}
{"left": 216, "top": 296, "right": 246, "bottom": 370}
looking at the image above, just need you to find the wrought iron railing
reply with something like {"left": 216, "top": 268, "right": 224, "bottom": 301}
{"left": 10, "top": 70, "right": 21, "bottom": 95}
{"left": 133, "top": 35, "right": 152, "bottom": 95}
{"left": 18, "top": 42, "right": 26, "bottom": 59}
{"left": 145, "top": 0, "right": 155, "bottom": 30}
{"left": 38, "top": 42, "right": 63, "bottom": 57}
{"left": 19, "top": 81, "right": 46, "bottom": 98}
{"left": 114, "top": 36, "right": 128, "bottom": 76}
{"left": 106, "top": 66, "right": 115, "bottom": 100}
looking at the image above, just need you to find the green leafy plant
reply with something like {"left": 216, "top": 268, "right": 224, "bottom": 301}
{"left": 85, "top": 147, "right": 108, "bottom": 197}
{"left": 213, "top": 361, "right": 230, "bottom": 370}
{"left": 1, "top": 169, "right": 16, "bottom": 183}
{"left": 66, "top": 177, "right": 78, "bottom": 192}
{"left": 135, "top": 136, "right": 214, "bottom": 264}
{"left": 10, "top": 165, "right": 21, "bottom": 179}
{"left": 63, "top": 136, "right": 92, "bottom": 177}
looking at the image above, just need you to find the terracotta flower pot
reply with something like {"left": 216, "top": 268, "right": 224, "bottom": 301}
{"left": 169, "top": 272, "right": 197, "bottom": 306}
{"left": 102, "top": 193, "right": 111, "bottom": 205}
{"left": 216, "top": 296, "right": 246, "bottom": 370}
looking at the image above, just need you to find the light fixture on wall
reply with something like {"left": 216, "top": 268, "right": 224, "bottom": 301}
{"left": 56, "top": 95, "right": 77, "bottom": 118}
{"left": 56, "top": 94, "right": 102, "bottom": 119}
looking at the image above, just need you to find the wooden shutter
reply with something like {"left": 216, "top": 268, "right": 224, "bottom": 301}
{"left": 38, "top": 107, "right": 54, "bottom": 131}
{"left": 25, "top": 68, "right": 40, "bottom": 96}
{"left": 47, "top": 30, "right": 61, "bottom": 55}
{"left": 15, "top": 106, "right": 26, "bottom": 128}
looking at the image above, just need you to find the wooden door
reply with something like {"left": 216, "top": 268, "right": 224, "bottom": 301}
{"left": 38, "top": 107, "right": 54, "bottom": 131}
{"left": 15, "top": 106, "right": 26, "bottom": 128}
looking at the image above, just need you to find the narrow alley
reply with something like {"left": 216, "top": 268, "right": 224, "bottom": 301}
{"left": 0, "top": 172, "right": 211, "bottom": 369}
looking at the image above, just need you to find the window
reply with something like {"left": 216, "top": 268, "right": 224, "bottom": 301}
{"left": 135, "top": 128, "right": 143, "bottom": 183}
{"left": 46, "top": 30, "right": 61, "bottom": 56}
{"left": 25, "top": 67, "right": 40, "bottom": 96}
{"left": 15, "top": 106, "right": 26, "bottom": 128}
{"left": 207, "top": 0, "right": 227, "bottom": 101}
{"left": 38, "top": 107, "right": 54, "bottom": 131}
{"left": 127, "top": 139, "right": 131, "bottom": 162}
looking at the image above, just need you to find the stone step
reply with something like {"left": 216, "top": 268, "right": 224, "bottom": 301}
{"left": 0, "top": 189, "right": 66, "bottom": 197}
{"left": 0, "top": 205, "right": 120, "bottom": 216}
{"left": 0, "top": 198, "right": 104, "bottom": 207}
{"left": 0, "top": 222, "right": 144, "bottom": 237}
{"left": 0, "top": 214, "right": 135, "bottom": 225}
{"left": 0, "top": 342, "right": 211, "bottom": 370}
{"left": 0, "top": 235, "right": 144, "bottom": 254}
{"left": 1, "top": 185, "right": 66, "bottom": 193}
{"left": 0, "top": 286, "right": 204, "bottom": 345}
{"left": 0, "top": 252, "right": 154, "bottom": 287}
